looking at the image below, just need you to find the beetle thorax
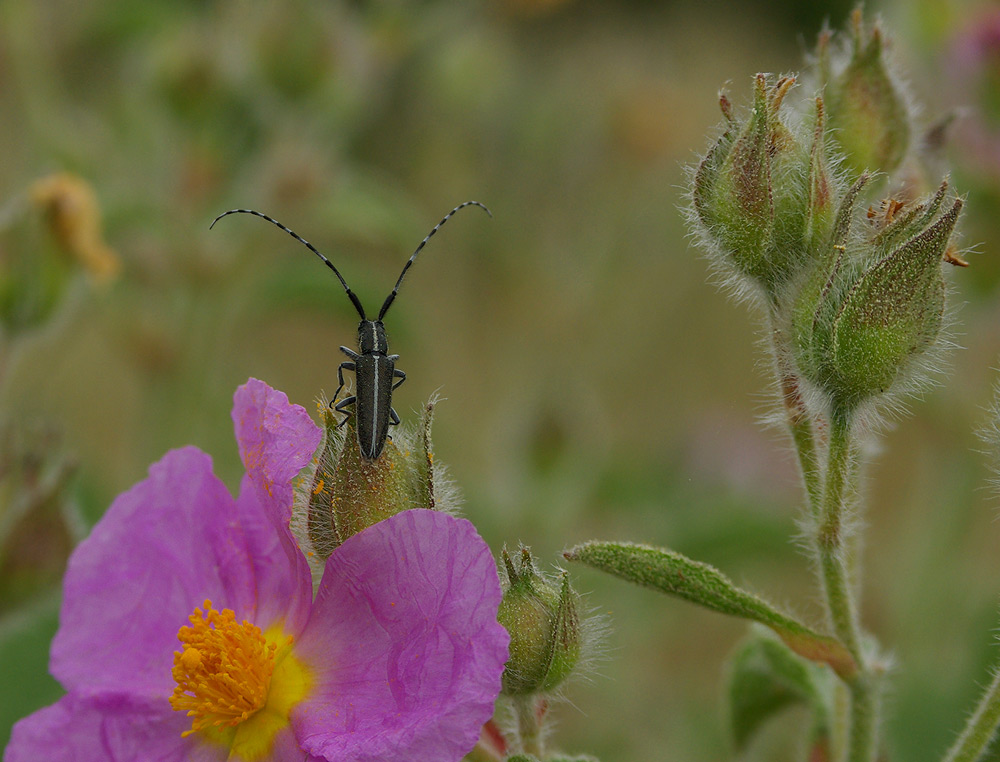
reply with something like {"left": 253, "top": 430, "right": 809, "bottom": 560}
{"left": 358, "top": 320, "right": 388, "bottom": 354}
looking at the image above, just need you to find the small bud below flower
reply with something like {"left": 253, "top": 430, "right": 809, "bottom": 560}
{"left": 498, "top": 547, "right": 582, "bottom": 697}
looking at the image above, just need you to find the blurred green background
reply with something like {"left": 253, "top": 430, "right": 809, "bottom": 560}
{"left": 2, "top": 0, "right": 1000, "bottom": 759}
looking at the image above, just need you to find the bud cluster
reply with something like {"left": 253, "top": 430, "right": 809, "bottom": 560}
{"left": 690, "top": 11, "right": 965, "bottom": 412}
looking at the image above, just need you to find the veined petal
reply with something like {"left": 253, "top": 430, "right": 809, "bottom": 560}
{"left": 232, "top": 378, "right": 322, "bottom": 519}
{"left": 51, "top": 447, "right": 258, "bottom": 698}
{"left": 4, "top": 693, "right": 224, "bottom": 762}
{"left": 232, "top": 379, "right": 322, "bottom": 632}
{"left": 236, "top": 474, "right": 313, "bottom": 635}
{"left": 293, "top": 509, "right": 509, "bottom": 762}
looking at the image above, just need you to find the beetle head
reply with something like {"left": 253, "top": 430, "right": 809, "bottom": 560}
{"left": 358, "top": 320, "right": 388, "bottom": 354}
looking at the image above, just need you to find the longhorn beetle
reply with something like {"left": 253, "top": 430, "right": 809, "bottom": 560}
{"left": 210, "top": 201, "right": 491, "bottom": 460}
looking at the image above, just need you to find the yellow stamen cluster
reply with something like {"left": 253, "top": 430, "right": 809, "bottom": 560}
{"left": 169, "top": 600, "right": 282, "bottom": 737}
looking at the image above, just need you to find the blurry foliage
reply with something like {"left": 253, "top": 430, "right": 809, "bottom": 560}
{"left": 0, "top": 0, "right": 998, "bottom": 760}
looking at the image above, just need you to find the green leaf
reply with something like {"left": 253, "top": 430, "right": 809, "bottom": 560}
{"left": 564, "top": 541, "right": 856, "bottom": 679}
{"left": 729, "top": 626, "right": 834, "bottom": 751}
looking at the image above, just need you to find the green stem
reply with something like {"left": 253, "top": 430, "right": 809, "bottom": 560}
{"left": 817, "top": 405, "right": 879, "bottom": 762}
{"left": 514, "top": 696, "right": 544, "bottom": 758}
{"left": 818, "top": 407, "right": 861, "bottom": 661}
{"left": 767, "top": 308, "right": 821, "bottom": 515}
{"left": 847, "top": 674, "right": 879, "bottom": 762}
{"left": 942, "top": 667, "right": 1000, "bottom": 762}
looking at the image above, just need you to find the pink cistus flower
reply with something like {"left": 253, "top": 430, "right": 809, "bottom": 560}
{"left": 4, "top": 379, "right": 509, "bottom": 762}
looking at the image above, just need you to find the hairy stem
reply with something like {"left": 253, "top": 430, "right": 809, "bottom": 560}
{"left": 514, "top": 696, "right": 544, "bottom": 758}
{"left": 817, "top": 406, "right": 880, "bottom": 762}
{"left": 817, "top": 407, "right": 861, "bottom": 660}
{"left": 768, "top": 308, "right": 821, "bottom": 515}
{"left": 942, "top": 667, "right": 1000, "bottom": 762}
{"left": 846, "top": 674, "right": 880, "bottom": 762}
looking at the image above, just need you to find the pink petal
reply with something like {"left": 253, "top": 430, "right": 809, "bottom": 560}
{"left": 3, "top": 693, "right": 223, "bottom": 762}
{"left": 292, "top": 510, "right": 509, "bottom": 762}
{"left": 235, "top": 473, "right": 313, "bottom": 634}
{"left": 51, "top": 447, "right": 259, "bottom": 698}
{"left": 4, "top": 691, "right": 317, "bottom": 762}
{"left": 232, "top": 378, "right": 321, "bottom": 521}
{"left": 231, "top": 379, "right": 321, "bottom": 632}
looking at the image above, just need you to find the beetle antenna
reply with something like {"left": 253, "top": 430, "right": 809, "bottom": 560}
{"left": 377, "top": 200, "right": 492, "bottom": 320}
{"left": 211, "top": 208, "right": 367, "bottom": 320}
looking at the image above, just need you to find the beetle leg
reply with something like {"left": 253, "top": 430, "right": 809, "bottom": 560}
{"left": 389, "top": 407, "right": 400, "bottom": 426}
{"left": 331, "top": 362, "right": 356, "bottom": 410}
{"left": 333, "top": 395, "right": 356, "bottom": 427}
{"left": 392, "top": 368, "right": 406, "bottom": 391}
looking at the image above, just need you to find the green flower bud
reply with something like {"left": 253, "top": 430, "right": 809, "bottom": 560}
{"left": 792, "top": 183, "right": 963, "bottom": 410}
{"left": 790, "top": 173, "right": 871, "bottom": 384}
{"left": 298, "top": 397, "right": 446, "bottom": 564}
{"left": 827, "top": 196, "right": 961, "bottom": 407}
{"left": 825, "top": 10, "right": 912, "bottom": 177}
{"left": 326, "top": 414, "right": 415, "bottom": 539}
{"left": 692, "top": 74, "right": 819, "bottom": 298}
{"left": 498, "top": 547, "right": 582, "bottom": 697}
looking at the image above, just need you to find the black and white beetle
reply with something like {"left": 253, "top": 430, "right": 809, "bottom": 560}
{"left": 210, "top": 201, "right": 491, "bottom": 460}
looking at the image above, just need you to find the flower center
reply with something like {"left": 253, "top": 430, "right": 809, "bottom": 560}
{"left": 169, "top": 600, "right": 283, "bottom": 737}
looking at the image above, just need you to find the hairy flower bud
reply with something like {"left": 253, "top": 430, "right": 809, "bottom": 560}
{"left": 299, "top": 397, "right": 448, "bottom": 564}
{"left": 828, "top": 197, "right": 961, "bottom": 406}
{"left": 499, "top": 547, "right": 582, "bottom": 697}
{"left": 692, "top": 75, "right": 824, "bottom": 299}
{"left": 824, "top": 10, "right": 912, "bottom": 177}
{"left": 791, "top": 173, "right": 871, "bottom": 384}
{"left": 792, "top": 182, "right": 962, "bottom": 410}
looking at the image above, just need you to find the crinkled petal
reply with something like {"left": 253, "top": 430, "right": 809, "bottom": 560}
{"left": 51, "top": 447, "right": 259, "bottom": 698}
{"left": 3, "top": 693, "right": 224, "bottom": 762}
{"left": 232, "top": 378, "right": 321, "bottom": 521}
{"left": 292, "top": 509, "right": 509, "bottom": 762}
{"left": 232, "top": 379, "right": 321, "bottom": 632}
{"left": 4, "top": 692, "right": 314, "bottom": 762}
{"left": 235, "top": 472, "right": 312, "bottom": 634}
